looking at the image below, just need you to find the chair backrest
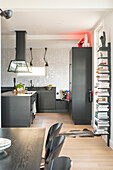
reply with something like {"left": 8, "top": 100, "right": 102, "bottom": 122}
{"left": 45, "top": 123, "right": 63, "bottom": 148}
{"left": 46, "top": 156, "right": 72, "bottom": 170}
{"left": 45, "top": 135, "right": 65, "bottom": 165}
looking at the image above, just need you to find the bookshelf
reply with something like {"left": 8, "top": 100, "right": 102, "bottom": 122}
{"left": 94, "top": 42, "right": 111, "bottom": 146}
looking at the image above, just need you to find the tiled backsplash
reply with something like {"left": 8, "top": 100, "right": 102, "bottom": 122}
{"left": 1, "top": 48, "right": 70, "bottom": 98}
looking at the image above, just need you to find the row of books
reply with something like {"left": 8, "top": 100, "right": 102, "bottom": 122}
{"left": 96, "top": 82, "right": 110, "bottom": 88}
{"left": 96, "top": 70, "right": 109, "bottom": 74}
{"left": 98, "top": 58, "right": 108, "bottom": 65}
{"left": 98, "top": 62, "right": 108, "bottom": 66}
{"left": 95, "top": 119, "right": 109, "bottom": 127}
{"left": 96, "top": 104, "right": 109, "bottom": 111}
{"left": 95, "top": 89, "right": 109, "bottom": 96}
{"left": 95, "top": 112, "right": 109, "bottom": 119}
{"left": 97, "top": 75, "right": 109, "bottom": 81}
{"left": 96, "top": 97, "right": 108, "bottom": 103}
{"left": 97, "top": 66, "right": 109, "bottom": 71}
{"left": 94, "top": 128, "right": 109, "bottom": 135}
{"left": 94, "top": 122, "right": 109, "bottom": 134}
{"left": 94, "top": 111, "right": 109, "bottom": 134}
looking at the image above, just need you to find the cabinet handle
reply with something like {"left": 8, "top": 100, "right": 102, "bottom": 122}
{"left": 89, "top": 90, "right": 93, "bottom": 103}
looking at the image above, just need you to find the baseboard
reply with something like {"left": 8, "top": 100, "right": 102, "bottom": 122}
{"left": 38, "top": 110, "right": 69, "bottom": 113}
{"left": 110, "top": 139, "right": 113, "bottom": 150}
{"left": 102, "top": 136, "right": 113, "bottom": 149}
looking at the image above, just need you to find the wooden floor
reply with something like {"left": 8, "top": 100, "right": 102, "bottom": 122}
{"left": 31, "top": 113, "right": 113, "bottom": 170}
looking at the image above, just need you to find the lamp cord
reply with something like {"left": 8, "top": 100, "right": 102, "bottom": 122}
{"left": 30, "top": 48, "right": 33, "bottom": 66}
{"left": 43, "top": 48, "right": 47, "bottom": 62}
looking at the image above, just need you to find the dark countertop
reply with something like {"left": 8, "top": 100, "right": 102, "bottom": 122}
{"left": 0, "top": 128, "right": 45, "bottom": 170}
{"left": 1, "top": 87, "right": 56, "bottom": 93}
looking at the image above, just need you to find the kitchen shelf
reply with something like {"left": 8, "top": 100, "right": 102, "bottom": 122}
{"left": 95, "top": 125, "right": 110, "bottom": 127}
{"left": 95, "top": 118, "right": 109, "bottom": 121}
{"left": 97, "top": 72, "right": 110, "bottom": 74}
{"left": 97, "top": 88, "right": 110, "bottom": 89}
{"left": 94, "top": 42, "right": 111, "bottom": 146}
{"left": 97, "top": 103, "right": 109, "bottom": 105}
{"left": 98, "top": 96, "right": 110, "bottom": 97}
{"left": 95, "top": 117, "right": 109, "bottom": 120}
{"left": 98, "top": 65, "right": 109, "bottom": 67}
{"left": 94, "top": 132, "right": 109, "bottom": 135}
{"left": 97, "top": 57, "right": 109, "bottom": 59}
{"left": 96, "top": 110, "right": 109, "bottom": 112}
{"left": 97, "top": 80, "right": 110, "bottom": 82}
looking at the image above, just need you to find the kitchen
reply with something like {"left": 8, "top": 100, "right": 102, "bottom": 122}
{"left": 1, "top": 25, "right": 92, "bottom": 126}
{"left": 1, "top": 1, "right": 113, "bottom": 169}
{"left": 1, "top": 7, "right": 95, "bottom": 125}
{"left": 1, "top": 30, "right": 70, "bottom": 127}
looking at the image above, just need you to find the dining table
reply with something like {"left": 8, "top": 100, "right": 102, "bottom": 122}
{"left": 0, "top": 128, "right": 45, "bottom": 170}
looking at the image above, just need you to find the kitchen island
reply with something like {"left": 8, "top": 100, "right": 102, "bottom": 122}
{"left": 2, "top": 87, "right": 56, "bottom": 113}
{"left": 1, "top": 91, "right": 37, "bottom": 127}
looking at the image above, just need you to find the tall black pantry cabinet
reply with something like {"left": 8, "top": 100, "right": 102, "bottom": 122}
{"left": 69, "top": 47, "right": 92, "bottom": 125}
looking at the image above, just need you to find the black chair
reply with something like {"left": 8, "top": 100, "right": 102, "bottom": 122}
{"left": 46, "top": 156, "right": 72, "bottom": 170}
{"left": 45, "top": 123, "right": 63, "bottom": 148}
{"left": 40, "top": 135, "right": 65, "bottom": 169}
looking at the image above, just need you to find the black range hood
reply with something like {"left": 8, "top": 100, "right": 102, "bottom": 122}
{"left": 8, "top": 31, "right": 30, "bottom": 73}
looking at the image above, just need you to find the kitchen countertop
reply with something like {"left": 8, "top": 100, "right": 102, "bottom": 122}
{"left": 1, "top": 91, "right": 37, "bottom": 97}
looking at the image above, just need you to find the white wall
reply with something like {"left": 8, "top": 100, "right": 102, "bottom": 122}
{"left": 0, "top": 0, "right": 113, "bottom": 9}
{"left": 91, "top": 32, "right": 94, "bottom": 126}
{"left": 1, "top": 48, "right": 70, "bottom": 99}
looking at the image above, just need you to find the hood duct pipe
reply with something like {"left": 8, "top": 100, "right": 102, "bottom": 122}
{"left": 7, "top": 31, "right": 31, "bottom": 73}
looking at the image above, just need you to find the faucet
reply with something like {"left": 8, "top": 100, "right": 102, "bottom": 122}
{"left": 30, "top": 80, "right": 34, "bottom": 88}
{"left": 13, "top": 77, "right": 16, "bottom": 89}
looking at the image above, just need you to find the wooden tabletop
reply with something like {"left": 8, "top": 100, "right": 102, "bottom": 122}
{"left": 0, "top": 128, "right": 45, "bottom": 170}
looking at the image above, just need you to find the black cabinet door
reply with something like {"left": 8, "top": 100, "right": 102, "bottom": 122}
{"left": 39, "top": 91, "right": 56, "bottom": 111}
{"left": 72, "top": 47, "right": 92, "bottom": 125}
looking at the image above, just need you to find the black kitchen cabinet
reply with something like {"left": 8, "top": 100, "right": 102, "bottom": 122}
{"left": 38, "top": 90, "right": 56, "bottom": 113}
{"left": 1, "top": 87, "right": 66, "bottom": 113}
{"left": 1, "top": 92, "right": 37, "bottom": 127}
{"left": 56, "top": 99, "right": 69, "bottom": 113}
{"left": 69, "top": 47, "right": 92, "bottom": 125}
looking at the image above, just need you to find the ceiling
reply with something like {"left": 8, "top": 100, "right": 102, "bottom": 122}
{"left": 1, "top": 9, "right": 110, "bottom": 48}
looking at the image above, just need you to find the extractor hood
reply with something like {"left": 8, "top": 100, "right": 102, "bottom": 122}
{"left": 8, "top": 31, "right": 31, "bottom": 73}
